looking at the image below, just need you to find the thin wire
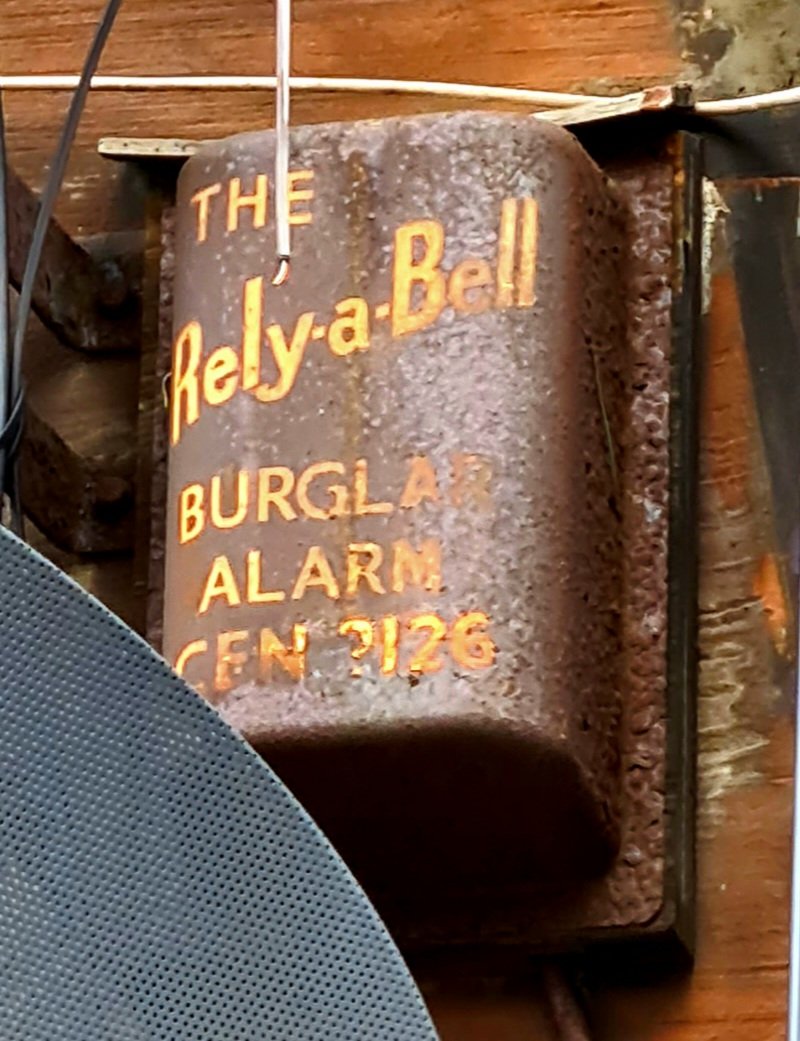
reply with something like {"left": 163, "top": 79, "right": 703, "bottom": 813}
{"left": 11, "top": 0, "right": 124, "bottom": 393}
{"left": 272, "top": 0, "right": 291, "bottom": 284}
{"left": 0, "top": 91, "right": 10, "bottom": 520}
{"left": 9, "top": 0, "right": 124, "bottom": 535}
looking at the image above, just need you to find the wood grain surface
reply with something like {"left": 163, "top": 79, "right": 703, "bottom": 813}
{"left": 3, "top": 2, "right": 799, "bottom": 1039}
{"left": 1, "top": 0, "right": 683, "bottom": 232}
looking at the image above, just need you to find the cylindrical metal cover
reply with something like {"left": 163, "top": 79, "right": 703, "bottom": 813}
{"left": 163, "top": 112, "right": 626, "bottom": 891}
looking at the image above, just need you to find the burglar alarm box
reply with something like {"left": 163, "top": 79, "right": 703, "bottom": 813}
{"left": 114, "top": 108, "right": 699, "bottom": 956}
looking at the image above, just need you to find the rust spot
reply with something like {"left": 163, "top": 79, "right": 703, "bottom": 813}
{"left": 677, "top": 0, "right": 800, "bottom": 96}
{"left": 703, "top": 270, "right": 752, "bottom": 511}
{"left": 753, "top": 552, "right": 791, "bottom": 659}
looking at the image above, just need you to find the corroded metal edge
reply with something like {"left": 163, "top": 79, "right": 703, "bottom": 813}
{"left": 96, "top": 85, "right": 694, "bottom": 163}
{"left": 139, "top": 124, "right": 698, "bottom": 957}
{"left": 379, "top": 134, "right": 697, "bottom": 954}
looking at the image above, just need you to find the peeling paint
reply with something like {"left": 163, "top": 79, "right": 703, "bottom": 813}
{"left": 677, "top": 0, "right": 800, "bottom": 96}
{"left": 696, "top": 491, "right": 781, "bottom": 828}
{"left": 696, "top": 206, "right": 784, "bottom": 830}
{"left": 697, "top": 602, "right": 773, "bottom": 819}
{"left": 696, "top": 430, "right": 780, "bottom": 832}
{"left": 702, "top": 179, "right": 729, "bottom": 315}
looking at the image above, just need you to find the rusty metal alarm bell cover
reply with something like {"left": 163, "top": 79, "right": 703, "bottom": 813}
{"left": 163, "top": 112, "right": 629, "bottom": 895}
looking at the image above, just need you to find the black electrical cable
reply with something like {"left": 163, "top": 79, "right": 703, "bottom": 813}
{"left": 0, "top": 89, "right": 18, "bottom": 530}
{"left": 0, "top": 93, "right": 8, "bottom": 426}
{"left": 7, "top": 0, "right": 124, "bottom": 534}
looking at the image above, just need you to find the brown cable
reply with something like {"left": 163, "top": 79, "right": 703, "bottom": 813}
{"left": 543, "top": 964, "right": 593, "bottom": 1041}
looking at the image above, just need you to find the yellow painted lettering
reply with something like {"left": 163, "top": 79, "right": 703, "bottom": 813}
{"left": 258, "top": 625, "right": 308, "bottom": 681}
{"left": 338, "top": 617, "right": 375, "bottom": 675}
{"left": 178, "top": 483, "right": 205, "bottom": 544}
{"left": 328, "top": 297, "right": 370, "bottom": 356}
{"left": 291, "top": 546, "right": 340, "bottom": 600}
{"left": 210, "top": 472, "right": 249, "bottom": 530}
{"left": 346, "top": 542, "right": 385, "bottom": 596}
{"left": 380, "top": 616, "right": 399, "bottom": 675}
{"left": 246, "top": 549, "right": 285, "bottom": 604}
{"left": 191, "top": 183, "right": 221, "bottom": 243}
{"left": 254, "top": 312, "right": 315, "bottom": 403}
{"left": 407, "top": 613, "right": 446, "bottom": 675}
{"left": 451, "top": 611, "right": 496, "bottom": 669}
{"left": 227, "top": 175, "right": 268, "bottom": 233}
{"left": 517, "top": 197, "right": 538, "bottom": 307}
{"left": 203, "top": 345, "right": 239, "bottom": 406}
{"left": 214, "top": 629, "right": 249, "bottom": 693}
{"left": 296, "top": 461, "right": 348, "bottom": 520}
{"left": 496, "top": 198, "right": 517, "bottom": 308}
{"left": 399, "top": 456, "right": 440, "bottom": 508}
{"left": 198, "top": 555, "right": 242, "bottom": 614}
{"left": 391, "top": 538, "right": 442, "bottom": 594}
{"left": 391, "top": 219, "right": 446, "bottom": 337}
{"left": 287, "top": 170, "right": 315, "bottom": 226}
{"left": 448, "top": 258, "right": 493, "bottom": 314}
{"left": 257, "top": 466, "right": 297, "bottom": 521}
{"left": 451, "top": 453, "right": 493, "bottom": 509}
{"left": 170, "top": 320, "right": 202, "bottom": 446}
{"left": 352, "top": 458, "right": 392, "bottom": 516}
{"left": 241, "top": 276, "right": 263, "bottom": 391}
{"left": 174, "top": 638, "right": 208, "bottom": 678}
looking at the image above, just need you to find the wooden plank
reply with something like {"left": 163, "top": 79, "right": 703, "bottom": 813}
{"left": 6, "top": 162, "right": 139, "bottom": 351}
{"left": 581, "top": 178, "right": 795, "bottom": 1040}
{"left": 0, "top": 0, "right": 682, "bottom": 233}
{"left": 1, "top": 0, "right": 680, "bottom": 94}
{"left": 20, "top": 400, "right": 135, "bottom": 553}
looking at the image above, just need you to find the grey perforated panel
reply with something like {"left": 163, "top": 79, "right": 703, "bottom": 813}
{"left": 0, "top": 528, "right": 439, "bottom": 1041}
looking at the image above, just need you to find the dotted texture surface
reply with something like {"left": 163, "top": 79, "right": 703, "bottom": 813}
{"left": 0, "top": 528, "right": 438, "bottom": 1041}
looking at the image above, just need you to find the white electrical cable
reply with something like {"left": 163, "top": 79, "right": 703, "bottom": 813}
{"left": 272, "top": 0, "right": 291, "bottom": 285}
{"left": 0, "top": 74, "right": 641, "bottom": 109}
{"left": 697, "top": 84, "right": 800, "bottom": 114}
{"left": 0, "top": 74, "right": 799, "bottom": 115}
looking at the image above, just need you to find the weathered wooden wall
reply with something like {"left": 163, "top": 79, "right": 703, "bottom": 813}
{"left": 3, "top": 1, "right": 800, "bottom": 1039}
{"left": 3, "top": 0, "right": 799, "bottom": 233}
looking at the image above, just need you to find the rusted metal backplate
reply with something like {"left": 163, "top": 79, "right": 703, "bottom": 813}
{"left": 156, "top": 116, "right": 698, "bottom": 951}
{"left": 399, "top": 139, "right": 695, "bottom": 950}
{"left": 163, "top": 113, "right": 629, "bottom": 896}
{"left": 381, "top": 140, "right": 692, "bottom": 951}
